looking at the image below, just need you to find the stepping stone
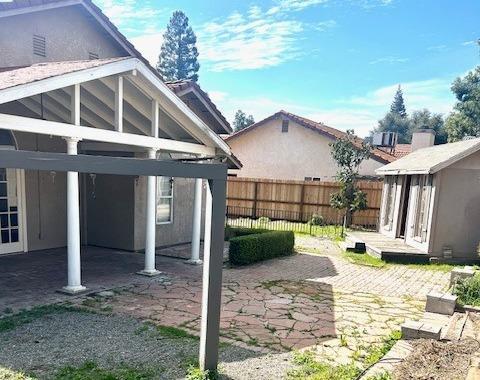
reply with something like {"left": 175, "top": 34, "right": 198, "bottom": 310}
{"left": 401, "top": 320, "right": 441, "bottom": 340}
{"left": 426, "top": 291, "right": 457, "bottom": 316}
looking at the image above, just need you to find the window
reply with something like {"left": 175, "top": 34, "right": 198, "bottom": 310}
{"left": 281, "top": 119, "right": 289, "bottom": 133}
{"left": 33, "top": 34, "right": 46, "bottom": 57}
{"left": 89, "top": 52, "right": 99, "bottom": 60}
{"left": 382, "top": 176, "right": 397, "bottom": 230}
{"left": 156, "top": 177, "right": 174, "bottom": 224}
{"left": 304, "top": 177, "right": 312, "bottom": 181}
{"left": 412, "top": 175, "right": 432, "bottom": 242}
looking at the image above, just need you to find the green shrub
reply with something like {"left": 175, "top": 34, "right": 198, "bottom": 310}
{"left": 229, "top": 231, "right": 294, "bottom": 266}
{"left": 453, "top": 273, "right": 480, "bottom": 306}
{"left": 308, "top": 214, "right": 324, "bottom": 226}
{"left": 224, "top": 226, "right": 269, "bottom": 241}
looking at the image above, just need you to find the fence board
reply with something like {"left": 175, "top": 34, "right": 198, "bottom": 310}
{"left": 226, "top": 177, "right": 383, "bottom": 227}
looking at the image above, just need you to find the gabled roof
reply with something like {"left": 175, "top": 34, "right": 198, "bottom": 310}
{"left": 225, "top": 110, "right": 396, "bottom": 164}
{"left": 376, "top": 138, "right": 480, "bottom": 175}
{"left": 167, "top": 79, "right": 232, "bottom": 134}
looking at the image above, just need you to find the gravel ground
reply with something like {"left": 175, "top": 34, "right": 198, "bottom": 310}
{"left": 0, "top": 310, "right": 294, "bottom": 379}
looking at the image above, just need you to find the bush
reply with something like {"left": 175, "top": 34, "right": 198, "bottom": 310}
{"left": 229, "top": 231, "right": 294, "bottom": 266}
{"left": 257, "top": 216, "right": 270, "bottom": 223}
{"left": 308, "top": 214, "right": 324, "bottom": 226}
{"left": 453, "top": 273, "right": 480, "bottom": 306}
{"left": 224, "top": 226, "right": 269, "bottom": 241}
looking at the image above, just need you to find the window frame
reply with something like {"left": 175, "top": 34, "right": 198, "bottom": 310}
{"left": 155, "top": 176, "right": 174, "bottom": 225}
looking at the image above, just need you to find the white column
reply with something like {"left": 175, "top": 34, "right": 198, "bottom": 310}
{"left": 138, "top": 148, "right": 161, "bottom": 276}
{"left": 62, "top": 137, "right": 86, "bottom": 294}
{"left": 187, "top": 178, "right": 203, "bottom": 265}
{"left": 203, "top": 180, "right": 212, "bottom": 264}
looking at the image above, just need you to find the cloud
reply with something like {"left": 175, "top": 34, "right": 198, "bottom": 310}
{"left": 130, "top": 33, "right": 164, "bottom": 65}
{"left": 369, "top": 56, "right": 409, "bottom": 65}
{"left": 208, "top": 91, "right": 228, "bottom": 103}
{"left": 462, "top": 40, "right": 478, "bottom": 46}
{"left": 94, "top": 0, "right": 167, "bottom": 35}
{"left": 197, "top": 6, "right": 307, "bottom": 71}
{"left": 312, "top": 20, "right": 337, "bottom": 31}
{"left": 427, "top": 45, "right": 448, "bottom": 52}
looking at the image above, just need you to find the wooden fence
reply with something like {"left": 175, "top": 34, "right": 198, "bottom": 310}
{"left": 226, "top": 177, "right": 383, "bottom": 227}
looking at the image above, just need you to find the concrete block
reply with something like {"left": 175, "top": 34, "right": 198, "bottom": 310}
{"left": 450, "top": 267, "right": 476, "bottom": 288}
{"left": 401, "top": 321, "right": 423, "bottom": 340}
{"left": 426, "top": 291, "right": 457, "bottom": 315}
{"left": 417, "top": 323, "right": 442, "bottom": 340}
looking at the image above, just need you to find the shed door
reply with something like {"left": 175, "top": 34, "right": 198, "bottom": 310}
{"left": 410, "top": 174, "right": 432, "bottom": 243}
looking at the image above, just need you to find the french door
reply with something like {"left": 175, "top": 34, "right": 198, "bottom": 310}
{"left": 0, "top": 168, "right": 24, "bottom": 254}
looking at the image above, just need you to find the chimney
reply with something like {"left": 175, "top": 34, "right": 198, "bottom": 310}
{"left": 411, "top": 129, "right": 435, "bottom": 151}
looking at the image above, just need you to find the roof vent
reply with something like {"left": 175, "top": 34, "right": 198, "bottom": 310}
{"left": 33, "top": 34, "right": 46, "bottom": 57}
{"left": 89, "top": 52, "right": 99, "bottom": 60}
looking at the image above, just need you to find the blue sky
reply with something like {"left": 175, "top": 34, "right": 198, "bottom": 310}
{"left": 96, "top": 0, "right": 479, "bottom": 136}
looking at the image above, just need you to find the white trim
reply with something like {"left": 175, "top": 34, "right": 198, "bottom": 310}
{"left": 20, "top": 169, "right": 27, "bottom": 253}
{"left": 71, "top": 84, "right": 80, "bottom": 125}
{"left": 115, "top": 76, "right": 124, "bottom": 133}
{"left": 0, "top": 0, "right": 82, "bottom": 18}
{"left": 151, "top": 99, "right": 159, "bottom": 138}
{"left": 0, "top": 113, "right": 215, "bottom": 156}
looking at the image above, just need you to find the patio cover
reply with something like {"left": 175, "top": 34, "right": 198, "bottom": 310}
{"left": 376, "top": 137, "right": 480, "bottom": 175}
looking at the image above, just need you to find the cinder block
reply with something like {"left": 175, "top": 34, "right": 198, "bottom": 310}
{"left": 417, "top": 323, "right": 442, "bottom": 340}
{"left": 401, "top": 321, "right": 423, "bottom": 340}
{"left": 450, "top": 267, "right": 476, "bottom": 288}
{"left": 426, "top": 292, "right": 457, "bottom": 315}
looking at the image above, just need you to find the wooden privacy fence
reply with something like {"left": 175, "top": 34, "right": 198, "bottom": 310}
{"left": 226, "top": 177, "right": 383, "bottom": 227}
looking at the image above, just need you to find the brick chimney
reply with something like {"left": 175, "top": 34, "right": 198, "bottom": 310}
{"left": 411, "top": 129, "right": 435, "bottom": 151}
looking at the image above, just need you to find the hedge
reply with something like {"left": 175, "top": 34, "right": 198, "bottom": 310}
{"left": 229, "top": 230, "right": 295, "bottom": 266}
{"left": 224, "top": 226, "right": 269, "bottom": 241}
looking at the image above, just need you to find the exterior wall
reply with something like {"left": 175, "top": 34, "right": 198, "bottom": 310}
{"left": 0, "top": 5, "right": 127, "bottom": 68}
{"left": 14, "top": 131, "right": 68, "bottom": 252}
{"left": 228, "top": 118, "right": 385, "bottom": 181}
{"left": 133, "top": 177, "right": 199, "bottom": 251}
{"left": 430, "top": 151, "right": 480, "bottom": 259}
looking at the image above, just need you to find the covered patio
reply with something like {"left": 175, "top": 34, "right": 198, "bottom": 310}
{"left": 0, "top": 57, "right": 232, "bottom": 370}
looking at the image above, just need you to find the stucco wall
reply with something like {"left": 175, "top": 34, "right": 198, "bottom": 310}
{"left": 430, "top": 152, "right": 480, "bottom": 259}
{"left": 227, "top": 118, "right": 384, "bottom": 181}
{"left": 0, "top": 5, "right": 127, "bottom": 68}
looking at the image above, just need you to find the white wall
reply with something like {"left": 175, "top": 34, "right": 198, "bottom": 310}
{"left": 228, "top": 118, "right": 385, "bottom": 181}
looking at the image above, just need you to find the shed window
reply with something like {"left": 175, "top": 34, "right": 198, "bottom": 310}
{"left": 382, "top": 176, "right": 397, "bottom": 230}
{"left": 281, "top": 120, "right": 289, "bottom": 133}
{"left": 156, "top": 176, "right": 174, "bottom": 224}
{"left": 33, "top": 35, "right": 46, "bottom": 57}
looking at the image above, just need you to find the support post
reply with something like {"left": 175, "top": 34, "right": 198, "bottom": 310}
{"left": 199, "top": 177, "right": 227, "bottom": 371}
{"left": 61, "top": 136, "right": 86, "bottom": 294}
{"left": 138, "top": 148, "right": 161, "bottom": 276}
{"left": 115, "top": 76, "right": 123, "bottom": 133}
{"left": 187, "top": 178, "right": 203, "bottom": 265}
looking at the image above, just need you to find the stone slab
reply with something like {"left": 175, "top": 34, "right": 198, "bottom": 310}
{"left": 426, "top": 291, "right": 457, "bottom": 315}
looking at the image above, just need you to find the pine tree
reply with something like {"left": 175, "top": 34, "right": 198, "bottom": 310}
{"left": 233, "top": 110, "right": 255, "bottom": 132}
{"left": 157, "top": 11, "right": 200, "bottom": 82}
{"left": 390, "top": 85, "right": 407, "bottom": 118}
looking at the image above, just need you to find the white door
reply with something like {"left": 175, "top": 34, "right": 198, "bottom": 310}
{"left": 0, "top": 168, "right": 23, "bottom": 254}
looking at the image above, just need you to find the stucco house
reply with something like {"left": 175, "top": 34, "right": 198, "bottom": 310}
{"left": 0, "top": 0, "right": 235, "bottom": 369}
{"left": 366, "top": 138, "right": 480, "bottom": 262}
{"left": 225, "top": 110, "right": 396, "bottom": 181}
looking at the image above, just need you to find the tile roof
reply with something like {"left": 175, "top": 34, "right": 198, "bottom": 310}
{"left": 0, "top": 58, "right": 128, "bottom": 91}
{"left": 225, "top": 110, "right": 396, "bottom": 164}
{"left": 376, "top": 137, "right": 480, "bottom": 175}
{"left": 166, "top": 79, "right": 231, "bottom": 133}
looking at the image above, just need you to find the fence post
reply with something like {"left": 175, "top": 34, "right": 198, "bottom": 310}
{"left": 299, "top": 182, "right": 306, "bottom": 222}
{"left": 252, "top": 181, "right": 259, "bottom": 219}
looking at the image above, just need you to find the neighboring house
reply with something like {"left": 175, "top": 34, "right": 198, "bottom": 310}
{"left": 377, "top": 129, "right": 436, "bottom": 159}
{"left": 375, "top": 138, "right": 480, "bottom": 262}
{"left": 0, "top": 0, "right": 238, "bottom": 289}
{"left": 225, "top": 111, "right": 395, "bottom": 181}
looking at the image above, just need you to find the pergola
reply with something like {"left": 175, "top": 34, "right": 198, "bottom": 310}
{"left": 0, "top": 57, "right": 231, "bottom": 370}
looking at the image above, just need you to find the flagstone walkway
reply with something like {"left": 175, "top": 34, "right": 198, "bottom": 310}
{"left": 71, "top": 239, "right": 450, "bottom": 365}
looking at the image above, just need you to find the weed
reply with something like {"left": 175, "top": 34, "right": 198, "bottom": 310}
{"left": 185, "top": 365, "right": 218, "bottom": 380}
{"left": 453, "top": 273, "right": 480, "bottom": 306}
{"left": 363, "top": 331, "right": 401, "bottom": 367}
{"left": 54, "top": 360, "right": 156, "bottom": 380}
{"left": 156, "top": 325, "right": 198, "bottom": 340}
{"left": 340, "top": 334, "right": 348, "bottom": 347}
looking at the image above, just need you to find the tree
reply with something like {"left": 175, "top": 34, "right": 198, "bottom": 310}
{"left": 233, "top": 110, "right": 255, "bottom": 132}
{"left": 157, "top": 11, "right": 200, "bottom": 82}
{"left": 390, "top": 85, "right": 407, "bottom": 118}
{"left": 375, "top": 85, "right": 411, "bottom": 143}
{"left": 445, "top": 66, "right": 480, "bottom": 141}
{"left": 329, "top": 130, "right": 372, "bottom": 227}
{"left": 409, "top": 109, "right": 447, "bottom": 144}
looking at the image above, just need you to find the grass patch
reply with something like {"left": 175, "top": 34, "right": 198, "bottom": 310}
{"left": 156, "top": 325, "right": 198, "bottom": 340}
{"left": 288, "top": 351, "right": 360, "bottom": 380}
{"left": 363, "top": 330, "right": 401, "bottom": 367}
{"left": 54, "top": 361, "right": 156, "bottom": 380}
{"left": 185, "top": 366, "right": 218, "bottom": 380}
{"left": 453, "top": 273, "right": 480, "bottom": 306}
{"left": 343, "top": 251, "right": 386, "bottom": 268}
{"left": 0, "top": 367, "right": 35, "bottom": 380}
{"left": 0, "top": 304, "right": 79, "bottom": 333}
{"left": 404, "top": 263, "right": 455, "bottom": 273}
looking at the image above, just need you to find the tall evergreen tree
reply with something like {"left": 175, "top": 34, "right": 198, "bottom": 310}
{"left": 233, "top": 110, "right": 255, "bottom": 132}
{"left": 390, "top": 85, "right": 407, "bottom": 118}
{"left": 157, "top": 11, "right": 200, "bottom": 82}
